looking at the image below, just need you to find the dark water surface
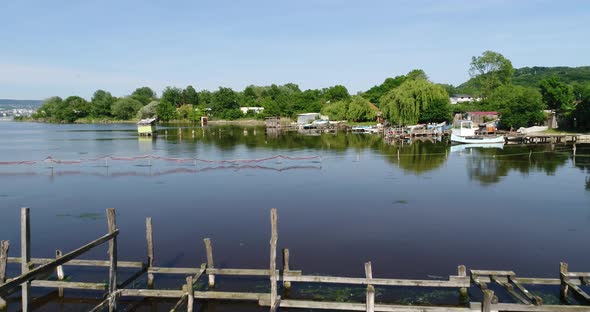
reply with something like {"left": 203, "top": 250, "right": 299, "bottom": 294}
{"left": 1, "top": 122, "right": 589, "bottom": 311}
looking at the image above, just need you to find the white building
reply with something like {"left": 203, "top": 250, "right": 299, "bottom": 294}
{"left": 297, "top": 113, "right": 322, "bottom": 124}
{"left": 450, "top": 94, "right": 480, "bottom": 105}
{"left": 239, "top": 107, "right": 265, "bottom": 114}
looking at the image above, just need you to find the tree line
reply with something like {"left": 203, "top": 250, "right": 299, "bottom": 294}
{"left": 31, "top": 51, "right": 590, "bottom": 130}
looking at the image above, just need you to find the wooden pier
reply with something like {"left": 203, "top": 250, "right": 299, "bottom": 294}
{"left": 2, "top": 208, "right": 590, "bottom": 312}
{"left": 505, "top": 133, "right": 579, "bottom": 145}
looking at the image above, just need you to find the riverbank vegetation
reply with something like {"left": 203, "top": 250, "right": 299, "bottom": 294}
{"left": 29, "top": 51, "right": 590, "bottom": 131}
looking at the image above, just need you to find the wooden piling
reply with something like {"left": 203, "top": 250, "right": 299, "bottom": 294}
{"left": 560, "top": 262, "right": 569, "bottom": 302}
{"left": 21, "top": 207, "right": 31, "bottom": 312}
{"left": 481, "top": 289, "right": 494, "bottom": 312}
{"left": 270, "top": 208, "right": 278, "bottom": 311}
{"left": 56, "top": 250, "right": 65, "bottom": 297}
{"left": 186, "top": 276, "right": 194, "bottom": 312}
{"left": 106, "top": 208, "right": 118, "bottom": 312}
{"left": 204, "top": 238, "right": 215, "bottom": 287}
{"left": 0, "top": 240, "right": 8, "bottom": 310}
{"left": 282, "top": 248, "right": 291, "bottom": 289}
{"left": 458, "top": 265, "right": 468, "bottom": 300}
{"left": 146, "top": 217, "right": 154, "bottom": 287}
{"left": 366, "top": 285, "right": 375, "bottom": 312}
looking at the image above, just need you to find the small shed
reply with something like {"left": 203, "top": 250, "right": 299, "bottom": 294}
{"left": 297, "top": 113, "right": 321, "bottom": 125}
{"left": 137, "top": 118, "right": 157, "bottom": 136}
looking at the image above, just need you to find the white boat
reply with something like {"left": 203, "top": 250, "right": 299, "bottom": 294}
{"left": 451, "top": 120, "right": 504, "bottom": 144}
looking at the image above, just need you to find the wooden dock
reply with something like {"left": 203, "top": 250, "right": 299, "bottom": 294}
{"left": 505, "top": 133, "right": 579, "bottom": 144}
{"left": 2, "top": 208, "right": 590, "bottom": 312}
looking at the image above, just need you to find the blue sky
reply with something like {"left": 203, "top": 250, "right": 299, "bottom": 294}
{"left": 0, "top": 0, "right": 589, "bottom": 100}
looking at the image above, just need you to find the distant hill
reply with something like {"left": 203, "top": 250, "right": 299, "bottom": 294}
{"left": 0, "top": 99, "right": 43, "bottom": 110}
{"left": 455, "top": 66, "right": 590, "bottom": 94}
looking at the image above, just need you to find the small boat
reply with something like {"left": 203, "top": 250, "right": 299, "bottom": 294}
{"left": 451, "top": 120, "right": 504, "bottom": 144}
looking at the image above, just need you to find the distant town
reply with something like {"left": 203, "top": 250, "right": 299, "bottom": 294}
{"left": 0, "top": 99, "right": 41, "bottom": 120}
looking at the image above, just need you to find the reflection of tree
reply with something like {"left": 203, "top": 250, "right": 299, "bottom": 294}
{"left": 382, "top": 141, "right": 449, "bottom": 174}
{"left": 467, "top": 145, "right": 570, "bottom": 185}
{"left": 571, "top": 144, "right": 590, "bottom": 191}
{"left": 586, "top": 177, "right": 590, "bottom": 191}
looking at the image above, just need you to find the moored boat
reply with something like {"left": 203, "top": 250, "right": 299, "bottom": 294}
{"left": 451, "top": 120, "right": 504, "bottom": 144}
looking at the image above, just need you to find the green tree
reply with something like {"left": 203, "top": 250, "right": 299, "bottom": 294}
{"left": 420, "top": 97, "right": 452, "bottom": 123}
{"left": 469, "top": 50, "right": 514, "bottom": 98}
{"left": 380, "top": 79, "right": 449, "bottom": 125}
{"left": 346, "top": 96, "right": 377, "bottom": 122}
{"left": 156, "top": 100, "right": 177, "bottom": 121}
{"left": 161, "top": 86, "right": 183, "bottom": 107}
{"left": 406, "top": 69, "right": 428, "bottom": 81}
{"left": 198, "top": 90, "right": 213, "bottom": 108}
{"left": 137, "top": 101, "right": 159, "bottom": 119}
{"left": 539, "top": 77, "right": 575, "bottom": 112}
{"left": 182, "top": 85, "right": 199, "bottom": 105}
{"left": 177, "top": 104, "right": 196, "bottom": 120}
{"left": 90, "top": 90, "right": 114, "bottom": 117}
{"left": 33, "top": 96, "right": 62, "bottom": 119}
{"left": 487, "top": 85, "right": 545, "bottom": 129}
{"left": 131, "top": 87, "right": 156, "bottom": 105}
{"left": 56, "top": 96, "right": 90, "bottom": 122}
{"left": 111, "top": 98, "right": 143, "bottom": 120}
{"left": 321, "top": 100, "right": 348, "bottom": 120}
{"left": 212, "top": 87, "right": 239, "bottom": 114}
{"left": 323, "top": 85, "right": 350, "bottom": 103}
{"left": 573, "top": 89, "right": 590, "bottom": 130}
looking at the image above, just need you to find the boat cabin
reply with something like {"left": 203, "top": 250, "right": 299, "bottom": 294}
{"left": 137, "top": 118, "right": 157, "bottom": 136}
{"left": 452, "top": 120, "right": 476, "bottom": 137}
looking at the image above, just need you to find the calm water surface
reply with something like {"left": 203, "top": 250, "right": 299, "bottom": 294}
{"left": 0, "top": 122, "right": 589, "bottom": 311}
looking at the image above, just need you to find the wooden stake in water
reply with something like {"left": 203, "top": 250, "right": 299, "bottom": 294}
{"left": 56, "top": 250, "right": 65, "bottom": 297}
{"left": 270, "top": 208, "right": 278, "bottom": 311}
{"left": 106, "top": 208, "right": 118, "bottom": 312}
{"left": 0, "top": 240, "right": 9, "bottom": 309}
{"left": 204, "top": 238, "right": 215, "bottom": 287}
{"left": 21, "top": 207, "right": 31, "bottom": 312}
{"left": 283, "top": 248, "right": 291, "bottom": 289}
{"left": 146, "top": 217, "right": 154, "bottom": 287}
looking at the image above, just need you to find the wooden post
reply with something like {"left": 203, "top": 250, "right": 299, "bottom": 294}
{"left": 270, "top": 208, "right": 278, "bottom": 311}
{"left": 0, "top": 240, "right": 9, "bottom": 310}
{"left": 203, "top": 238, "right": 215, "bottom": 287}
{"left": 282, "top": 248, "right": 291, "bottom": 289}
{"left": 560, "top": 262, "right": 569, "bottom": 302}
{"left": 106, "top": 208, "right": 118, "bottom": 312}
{"left": 146, "top": 217, "right": 154, "bottom": 287}
{"left": 481, "top": 289, "right": 494, "bottom": 312}
{"left": 365, "top": 261, "right": 372, "bottom": 282}
{"left": 186, "top": 276, "right": 194, "bottom": 312}
{"left": 458, "top": 265, "right": 468, "bottom": 300}
{"left": 21, "top": 207, "right": 31, "bottom": 312}
{"left": 366, "top": 285, "right": 375, "bottom": 312}
{"left": 56, "top": 249, "right": 65, "bottom": 297}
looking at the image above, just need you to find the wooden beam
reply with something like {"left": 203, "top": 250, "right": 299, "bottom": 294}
{"left": 186, "top": 276, "right": 194, "bottom": 312}
{"left": 283, "top": 275, "right": 466, "bottom": 287}
{"left": 471, "top": 302, "right": 590, "bottom": 311}
{"left": 55, "top": 250, "right": 64, "bottom": 297}
{"left": 21, "top": 207, "right": 31, "bottom": 312}
{"left": 149, "top": 267, "right": 204, "bottom": 275}
{"left": 204, "top": 238, "right": 214, "bottom": 287}
{"left": 508, "top": 276, "right": 543, "bottom": 305}
{"left": 170, "top": 294, "right": 187, "bottom": 312}
{"left": 30, "top": 280, "right": 107, "bottom": 290}
{"left": 458, "top": 265, "right": 468, "bottom": 300}
{"left": 146, "top": 217, "right": 154, "bottom": 287}
{"left": 490, "top": 275, "right": 530, "bottom": 305}
{"left": 366, "top": 285, "right": 375, "bottom": 312}
{"left": 262, "top": 299, "right": 472, "bottom": 311}
{"left": 471, "top": 270, "right": 515, "bottom": 276}
{"left": 107, "top": 208, "right": 118, "bottom": 312}
{"left": 563, "top": 279, "right": 590, "bottom": 303}
{"left": 6, "top": 257, "right": 143, "bottom": 268}
{"left": 119, "top": 289, "right": 267, "bottom": 301}
{"left": 270, "top": 208, "right": 278, "bottom": 311}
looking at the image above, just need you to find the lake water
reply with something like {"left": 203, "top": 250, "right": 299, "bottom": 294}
{"left": 0, "top": 122, "right": 589, "bottom": 311}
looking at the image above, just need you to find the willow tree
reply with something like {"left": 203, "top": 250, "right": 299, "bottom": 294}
{"left": 380, "top": 79, "right": 449, "bottom": 125}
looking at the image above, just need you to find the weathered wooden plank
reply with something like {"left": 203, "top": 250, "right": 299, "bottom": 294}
{"left": 31, "top": 280, "right": 107, "bottom": 290}
{"left": 563, "top": 279, "right": 590, "bottom": 303}
{"left": 283, "top": 275, "right": 466, "bottom": 287}
{"left": 146, "top": 217, "right": 154, "bottom": 287}
{"left": 263, "top": 299, "right": 473, "bottom": 311}
{"left": 21, "top": 207, "right": 31, "bottom": 312}
{"left": 149, "top": 267, "right": 204, "bottom": 275}
{"left": 169, "top": 294, "right": 187, "bottom": 312}
{"left": 120, "top": 289, "right": 267, "bottom": 301}
{"left": 471, "top": 270, "right": 515, "bottom": 276}
{"left": 474, "top": 276, "right": 574, "bottom": 285}
{"left": 0, "top": 230, "right": 118, "bottom": 298}
{"left": 508, "top": 276, "right": 543, "bottom": 305}
{"left": 490, "top": 275, "right": 530, "bottom": 305}
{"left": 470, "top": 302, "right": 590, "bottom": 312}
{"left": 107, "top": 208, "right": 118, "bottom": 312}
{"left": 186, "top": 276, "right": 194, "bottom": 312}
{"left": 204, "top": 238, "right": 215, "bottom": 287}
{"left": 118, "top": 267, "right": 147, "bottom": 289}
{"left": 270, "top": 208, "right": 278, "bottom": 311}
{"left": 6, "top": 257, "right": 143, "bottom": 268}
{"left": 55, "top": 250, "right": 64, "bottom": 297}
{"left": 567, "top": 272, "right": 590, "bottom": 278}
